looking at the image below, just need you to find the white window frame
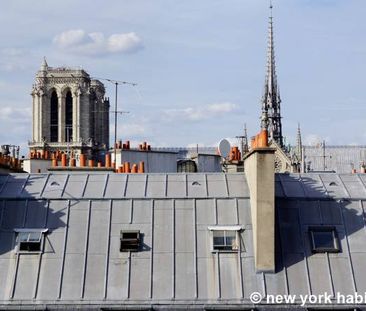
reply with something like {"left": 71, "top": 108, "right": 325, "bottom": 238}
{"left": 208, "top": 225, "right": 243, "bottom": 253}
{"left": 14, "top": 228, "right": 48, "bottom": 254}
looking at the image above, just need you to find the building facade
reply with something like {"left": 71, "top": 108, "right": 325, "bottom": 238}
{"left": 28, "top": 59, "right": 110, "bottom": 157}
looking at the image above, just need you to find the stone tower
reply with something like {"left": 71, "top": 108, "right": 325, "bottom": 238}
{"left": 29, "top": 58, "right": 110, "bottom": 157}
{"left": 260, "top": 3, "right": 284, "bottom": 148}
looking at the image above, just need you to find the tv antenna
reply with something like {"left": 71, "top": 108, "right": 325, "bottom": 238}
{"left": 93, "top": 77, "right": 137, "bottom": 168}
{"left": 236, "top": 124, "right": 249, "bottom": 160}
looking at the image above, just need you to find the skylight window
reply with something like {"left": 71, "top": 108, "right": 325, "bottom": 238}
{"left": 309, "top": 226, "right": 340, "bottom": 253}
{"left": 120, "top": 230, "right": 141, "bottom": 252}
{"left": 14, "top": 229, "right": 48, "bottom": 253}
{"left": 208, "top": 226, "right": 243, "bottom": 252}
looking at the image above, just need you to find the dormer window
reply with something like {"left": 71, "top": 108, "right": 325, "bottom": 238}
{"left": 15, "top": 229, "right": 48, "bottom": 253}
{"left": 309, "top": 226, "right": 340, "bottom": 253}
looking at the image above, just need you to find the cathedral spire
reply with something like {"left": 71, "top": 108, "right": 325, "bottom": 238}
{"left": 261, "top": 1, "right": 284, "bottom": 147}
{"left": 296, "top": 123, "right": 302, "bottom": 159}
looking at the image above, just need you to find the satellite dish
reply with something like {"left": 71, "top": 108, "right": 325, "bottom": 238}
{"left": 218, "top": 139, "right": 231, "bottom": 158}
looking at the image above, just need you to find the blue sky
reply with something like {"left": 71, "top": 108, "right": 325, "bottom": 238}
{"left": 0, "top": 0, "right": 365, "bottom": 154}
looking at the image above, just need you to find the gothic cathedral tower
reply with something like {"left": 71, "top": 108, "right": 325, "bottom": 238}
{"left": 29, "top": 58, "right": 110, "bottom": 157}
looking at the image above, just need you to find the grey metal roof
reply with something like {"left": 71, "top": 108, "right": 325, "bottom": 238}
{"left": 275, "top": 173, "right": 366, "bottom": 304}
{"left": 0, "top": 173, "right": 249, "bottom": 200}
{"left": 0, "top": 172, "right": 365, "bottom": 310}
{"left": 276, "top": 173, "right": 366, "bottom": 199}
{"left": 304, "top": 145, "right": 366, "bottom": 173}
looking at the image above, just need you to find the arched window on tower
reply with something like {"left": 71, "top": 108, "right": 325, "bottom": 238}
{"left": 65, "top": 91, "right": 73, "bottom": 142}
{"left": 50, "top": 91, "right": 58, "bottom": 142}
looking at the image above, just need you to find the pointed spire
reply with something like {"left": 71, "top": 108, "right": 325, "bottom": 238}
{"left": 296, "top": 123, "right": 302, "bottom": 159}
{"left": 40, "top": 57, "right": 48, "bottom": 71}
{"left": 243, "top": 123, "right": 249, "bottom": 154}
{"left": 260, "top": 0, "right": 284, "bottom": 147}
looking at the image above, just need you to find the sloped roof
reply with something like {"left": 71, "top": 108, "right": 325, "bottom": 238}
{"left": 275, "top": 173, "right": 366, "bottom": 307}
{"left": 0, "top": 172, "right": 365, "bottom": 310}
{"left": 0, "top": 173, "right": 248, "bottom": 199}
{"left": 276, "top": 173, "right": 366, "bottom": 199}
{"left": 304, "top": 145, "right": 366, "bottom": 173}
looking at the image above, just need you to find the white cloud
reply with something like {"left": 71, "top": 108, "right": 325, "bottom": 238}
{"left": 164, "top": 102, "right": 237, "bottom": 122}
{"left": 53, "top": 29, "right": 143, "bottom": 55}
{"left": 0, "top": 106, "right": 31, "bottom": 120}
{"left": 0, "top": 106, "right": 31, "bottom": 153}
{"left": 206, "top": 102, "right": 237, "bottom": 113}
{"left": 0, "top": 48, "right": 31, "bottom": 72}
{"left": 107, "top": 33, "right": 142, "bottom": 53}
{"left": 119, "top": 123, "right": 146, "bottom": 137}
{"left": 304, "top": 134, "right": 332, "bottom": 146}
{"left": 304, "top": 134, "right": 322, "bottom": 146}
{"left": 1, "top": 48, "right": 27, "bottom": 57}
{"left": 53, "top": 29, "right": 88, "bottom": 48}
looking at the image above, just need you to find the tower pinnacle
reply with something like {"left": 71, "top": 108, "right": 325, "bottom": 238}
{"left": 260, "top": 1, "right": 284, "bottom": 147}
{"left": 40, "top": 57, "right": 48, "bottom": 71}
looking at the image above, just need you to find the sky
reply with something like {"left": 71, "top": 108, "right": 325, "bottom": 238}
{"left": 0, "top": 0, "right": 365, "bottom": 154}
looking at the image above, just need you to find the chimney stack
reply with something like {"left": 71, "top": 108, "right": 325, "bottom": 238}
{"left": 244, "top": 130, "right": 275, "bottom": 272}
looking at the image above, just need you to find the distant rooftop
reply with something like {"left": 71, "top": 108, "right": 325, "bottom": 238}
{"left": 37, "top": 65, "right": 90, "bottom": 78}
{"left": 304, "top": 145, "right": 366, "bottom": 173}
{"left": 153, "top": 146, "right": 217, "bottom": 160}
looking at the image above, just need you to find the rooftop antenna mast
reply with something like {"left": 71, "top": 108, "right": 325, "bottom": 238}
{"left": 307, "top": 140, "right": 332, "bottom": 171}
{"left": 236, "top": 124, "right": 249, "bottom": 160}
{"left": 322, "top": 140, "right": 327, "bottom": 171}
{"left": 94, "top": 77, "right": 137, "bottom": 169}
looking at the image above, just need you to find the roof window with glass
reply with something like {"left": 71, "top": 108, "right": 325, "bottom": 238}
{"left": 208, "top": 226, "right": 243, "bottom": 252}
{"left": 309, "top": 226, "right": 340, "bottom": 253}
{"left": 14, "top": 229, "right": 48, "bottom": 253}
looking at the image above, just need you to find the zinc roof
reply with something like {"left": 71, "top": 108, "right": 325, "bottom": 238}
{"left": 0, "top": 172, "right": 365, "bottom": 310}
